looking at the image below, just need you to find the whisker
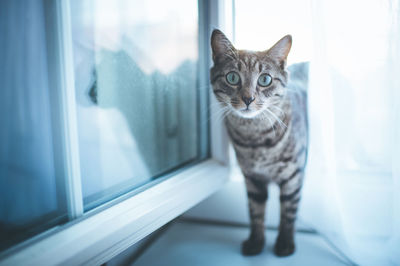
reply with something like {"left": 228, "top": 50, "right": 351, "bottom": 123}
{"left": 260, "top": 111, "right": 276, "bottom": 137}
{"left": 265, "top": 108, "right": 287, "bottom": 130}
{"left": 269, "top": 105, "right": 285, "bottom": 116}
{"left": 201, "top": 103, "right": 230, "bottom": 126}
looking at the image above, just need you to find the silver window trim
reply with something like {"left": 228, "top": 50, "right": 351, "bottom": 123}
{"left": 45, "top": 0, "right": 84, "bottom": 220}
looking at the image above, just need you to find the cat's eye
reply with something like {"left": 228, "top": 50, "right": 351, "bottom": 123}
{"left": 258, "top": 74, "right": 272, "bottom": 87}
{"left": 226, "top": 71, "right": 240, "bottom": 85}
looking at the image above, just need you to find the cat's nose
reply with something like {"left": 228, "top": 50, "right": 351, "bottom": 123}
{"left": 242, "top": 96, "right": 255, "bottom": 107}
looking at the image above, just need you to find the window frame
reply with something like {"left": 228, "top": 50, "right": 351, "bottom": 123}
{"left": 0, "top": 0, "right": 231, "bottom": 265}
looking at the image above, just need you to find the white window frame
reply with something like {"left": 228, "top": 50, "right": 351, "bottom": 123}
{"left": 0, "top": 0, "right": 233, "bottom": 265}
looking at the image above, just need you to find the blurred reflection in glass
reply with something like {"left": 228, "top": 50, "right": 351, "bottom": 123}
{"left": 70, "top": 0, "right": 204, "bottom": 209}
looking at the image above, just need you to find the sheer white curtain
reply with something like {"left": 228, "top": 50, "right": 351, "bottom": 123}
{"left": 301, "top": 0, "right": 400, "bottom": 265}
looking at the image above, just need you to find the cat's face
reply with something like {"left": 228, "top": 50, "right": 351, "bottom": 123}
{"left": 210, "top": 30, "right": 292, "bottom": 118}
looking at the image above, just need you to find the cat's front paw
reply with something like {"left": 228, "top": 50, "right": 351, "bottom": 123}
{"left": 274, "top": 234, "right": 295, "bottom": 257}
{"left": 241, "top": 236, "right": 265, "bottom": 256}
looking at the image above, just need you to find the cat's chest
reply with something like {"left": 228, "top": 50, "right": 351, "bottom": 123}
{"left": 225, "top": 112, "right": 290, "bottom": 148}
{"left": 226, "top": 114, "right": 303, "bottom": 181}
{"left": 231, "top": 126, "right": 292, "bottom": 175}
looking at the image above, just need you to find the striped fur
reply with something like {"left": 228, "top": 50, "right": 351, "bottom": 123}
{"left": 210, "top": 30, "right": 308, "bottom": 257}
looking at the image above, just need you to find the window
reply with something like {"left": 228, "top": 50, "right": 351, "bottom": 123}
{"left": 70, "top": 0, "right": 208, "bottom": 210}
{"left": 0, "top": 0, "right": 229, "bottom": 264}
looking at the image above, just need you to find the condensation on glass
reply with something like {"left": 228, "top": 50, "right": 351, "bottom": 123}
{"left": 70, "top": 0, "right": 206, "bottom": 210}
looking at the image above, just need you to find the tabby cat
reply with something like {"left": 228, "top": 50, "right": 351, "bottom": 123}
{"left": 210, "top": 30, "right": 308, "bottom": 257}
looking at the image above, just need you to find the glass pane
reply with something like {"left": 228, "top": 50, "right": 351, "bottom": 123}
{"left": 0, "top": 1, "right": 67, "bottom": 252}
{"left": 70, "top": 0, "right": 207, "bottom": 210}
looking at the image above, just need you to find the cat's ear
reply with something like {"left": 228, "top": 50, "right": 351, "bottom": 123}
{"left": 266, "top": 35, "right": 292, "bottom": 69}
{"left": 211, "top": 29, "right": 237, "bottom": 63}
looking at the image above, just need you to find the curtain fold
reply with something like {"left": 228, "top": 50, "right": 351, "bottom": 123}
{"left": 301, "top": 0, "right": 400, "bottom": 265}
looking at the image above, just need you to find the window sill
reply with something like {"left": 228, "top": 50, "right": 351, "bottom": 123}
{"left": 0, "top": 159, "right": 229, "bottom": 266}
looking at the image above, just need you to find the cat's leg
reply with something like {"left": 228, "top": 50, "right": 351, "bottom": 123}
{"left": 274, "top": 171, "right": 302, "bottom": 256}
{"left": 242, "top": 176, "right": 268, "bottom": 256}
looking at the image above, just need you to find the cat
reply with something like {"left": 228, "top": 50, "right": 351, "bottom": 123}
{"left": 210, "top": 29, "right": 308, "bottom": 257}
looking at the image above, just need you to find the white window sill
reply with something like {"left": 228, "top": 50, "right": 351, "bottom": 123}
{"left": 0, "top": 159, "right": 229, "bottom": 266}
